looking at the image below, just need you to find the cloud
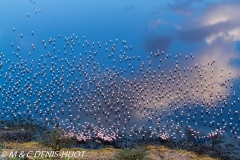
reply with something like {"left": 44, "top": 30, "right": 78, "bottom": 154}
{"left": 199, "top": 2, "right": 240, "bottom": 26}
{"left": 167, "top": 0, "right": 240, "bottom": 44}
{"left": 178, "top": 21, "right": 236, "bottom": 42}
{"left": 143, "top": 40, "right": 240, "bottom": 112}
{"left": 149, "top": 18, "right": 166, "bottom": 28}
{"left": 206, "top": 27, "right": 240, "bottom": 44}
{"left": 144, "top": 0, "right": 240, "bottom": 54}
{"left": 144, "top": 34, "right": 172, "bottom": 52}
{"left": 198, "top": 2, "right": 240, "bottom": 44}
{"left": 227, "top": 27, "right": 240, "bottom": 42}
{"left": 197, "top": 40, "right": 240, "bottom": 97}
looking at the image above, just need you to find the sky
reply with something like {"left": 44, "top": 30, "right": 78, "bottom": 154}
{"left": 0, "top": 0, "right": 240, "bottom": 141}
{"left": 1, "top": 0, "right": 240, "bottom": 61}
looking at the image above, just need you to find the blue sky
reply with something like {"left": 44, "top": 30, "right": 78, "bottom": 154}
{"left": 1, "top": 0, "right": 240, "bottom": 56}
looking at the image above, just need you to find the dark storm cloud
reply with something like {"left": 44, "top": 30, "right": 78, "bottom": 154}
{"left": 144, "top": 20, "right": 237, "bottom": 52}
{"left": 144, "top": 0, "right": 240, "bottom": 52}
{"left": 178, "top": 22, "right": 236, "bottom": 42}
{"left": 144, "top": 34, "right": 172, "bottom": 52}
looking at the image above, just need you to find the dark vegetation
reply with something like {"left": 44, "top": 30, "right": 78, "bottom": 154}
{"left": 0, "top": 117, "right": 47, "bottom": 143}
{"left": 39, "top": 128, "right": 78, "bottom": 151}
{"left": 114, "top": 147, "right": 151, "bottom": 160}
{"left": 0, "top": 118, "right": 240, "bottom": 159}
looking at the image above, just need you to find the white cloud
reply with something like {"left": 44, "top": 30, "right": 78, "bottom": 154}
{"left": 206, "top": 32, "right": 225, "bottom": 44}
{"left": 200, "top": 4, "right": 240, "bottom": 26}
{"left": 227, "top": 27, "right": 240, "bottom": 42}
{"left": 206, "top": 27, "right": 240, "bottom": 44}
{"left": 198, "top": 3, "right": 240, "bottom": 44}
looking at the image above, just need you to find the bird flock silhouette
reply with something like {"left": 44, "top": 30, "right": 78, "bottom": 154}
{"left": 0, "top": 0, "right": 240, "bottom": 146}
